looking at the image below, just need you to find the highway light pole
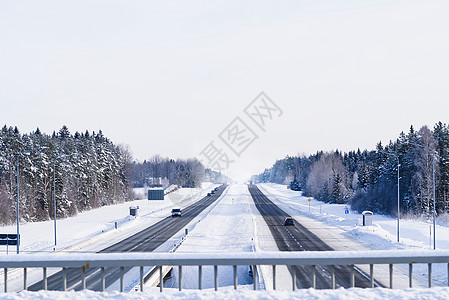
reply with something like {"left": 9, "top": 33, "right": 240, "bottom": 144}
{"left": 15, "top": 146, "right": 48, "bottom": 254}
{"left": 380, "top": 151, "right": 400, "bottom": 243}
{"left": 406, "top": 142, "right": 437, "bottom": 250}
{"left": 53, "top": 153, "right": 78, "bottom": 247}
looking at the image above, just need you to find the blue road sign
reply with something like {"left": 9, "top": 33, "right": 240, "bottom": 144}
{"left": 0, "top": 234, "right": 20, "bottom": 245}
{"left": 345, "top": 209, "right": 349, "bottom": 214}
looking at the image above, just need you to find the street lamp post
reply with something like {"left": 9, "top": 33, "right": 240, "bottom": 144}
{"left": 406, "top": 142, "right": 437, "bottom": 249}
{"left": 380, "top": 151, "right": 400, "bottom": 243}
{"left": 15, "top": 147, "right": 48, "bottom": 254}
{"left": 53, "top": 153, "right": 78, "bottom": 247}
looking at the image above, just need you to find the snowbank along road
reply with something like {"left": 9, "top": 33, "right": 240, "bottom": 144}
{"left": 27, "top": 185, "right": 228, "bottom": 291}
{"left": 248, "top": 184, "right": 383, "bottom": 289}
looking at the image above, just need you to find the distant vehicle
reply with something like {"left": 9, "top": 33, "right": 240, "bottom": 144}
{"left": 284, "top": 217, "right": 295, "bottom": 226}
{"left": 171, "top": 208, "right": 182, "bottom": 217}
{"left": 211, "top": 190, "right": 215, "bottom": 194}
{"left": 214, "top": 187, "right": 219, "bottom": 191}
{"left": 207, "top": 192, "right": 211, "bottom": 196}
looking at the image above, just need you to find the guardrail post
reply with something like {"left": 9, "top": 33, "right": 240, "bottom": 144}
{"left": 101, "top": 267, "right": 105, "bottom": 292}
{"left": 159, "top": 266, "right": 163, "bottom": 292}
{"left": 82, "top": 267, "right": 86, "bottom": 290}
{"left": 312, "top": 265, "right": 316, "bottom": 289}
{"left": 350, "top": 265, "right": 355, "bottom": 288}
{"left": 233, "top": 265, "right": 237, "bottom": 290}
{"left": 273, "top": 265, "right": 276, "bottom": 290}
{"left": 43, "top": 267, "right": 47, "bottom": 290}
{"left": 140, "top": 266, "right": 144, "bottom": 292}
{"left": 409, "top": 263, "right": 413, "bottom": 288}
{"left": 253, "top": 265, "right": 257, "bottom": 290}
{"left": 292, "top": 268, "right": 296, "bottom": 291}
{"left": 214, "top": 265, "right": 218, "bottom": 291}
{"left": 4, "top": 268, "right": 7, "bottom": 292}
{"left": 23, "top": 267, "right": 27, "bottom": 291}
{"left": 120, "top": 266, "right": 124, "bottom": 292}
{"left": 389, "top": 264, "right": 393, "bottom": 289}
{"left": 179, "top": 265, "right": 183, "bottom": 291}
{"left": 198, "top": 265, "right": 202, "bottom": 290}
{"left": 331, "top": 265, "right": 335, "bottom": 289}
{"left": 370, "top": 264, "right": 374, "bottom": 288}
{"left": 63, "top": 267, "right": 67, "bottom": 291}
{"left": 428, "top": 263, "right": 432, "bottom": 287}
{"left": 447, "top": 263, "right": 449, "bottom": 287}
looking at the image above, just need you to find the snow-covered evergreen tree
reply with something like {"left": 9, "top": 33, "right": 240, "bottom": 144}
{"left": 0, "top": 125, "right": 133, "bottom": 224}
{"left": 289, "top": 175, "right": 301, "bottom": 191}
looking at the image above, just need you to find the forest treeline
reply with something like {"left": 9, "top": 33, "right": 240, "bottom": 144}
{"left": 0, "top": 125, "right": 216, "bottom": 225}
{"left": 131, "top": 155, "right": 227, "bottom": 188}
{"left": 251, "top": 122, "right": 449, "bottom": 218}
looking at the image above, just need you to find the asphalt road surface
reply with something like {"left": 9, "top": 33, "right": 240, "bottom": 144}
{"left": 28, "top": 184, "right": 228, "bottom": 291}
{"left": 248, "top": 184, "right": 383, "bottom": 289}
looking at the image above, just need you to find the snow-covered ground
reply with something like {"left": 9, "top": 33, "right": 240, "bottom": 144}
{"left": 258, "top": 183, "right": 449, "bottom": 288}
{"left": 258, "top": 183, "right": 446, "bottom": 251}
{"left": 0, "top": 183, "right": 217, "bottom": 292}
{"left": 2, "top": 287, "right": 449, "bottom": 300}
{"left": 0, "top": 183, "right": 215, "bottom": 255}
{"left": 1, "top": 183, "right": 448, "bottom": 299}
{"left": 161, "top": 184, "right": 256, "bottom": 290}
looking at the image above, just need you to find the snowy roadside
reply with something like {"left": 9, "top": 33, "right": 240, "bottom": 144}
{"left": 258, "top": 183, "right": 449, "bottom": 288}
{"left": 0, "top": 182, "right": 216, "bottom": 255}
{"left": 0, "top": 182, "right": 217, "bottom": 292}
{"left": 258, "top": 183, "right": 448, "bottom": 251}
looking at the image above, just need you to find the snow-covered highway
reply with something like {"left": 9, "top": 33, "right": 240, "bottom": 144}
{"left": 26, "top": 185, "right": 228, "bottom": 291}
{"left": 249, "top": 184, "right": 383, "bottom": 289}
{"left": 2, "top": 183, "right": 449, "bottom": 299}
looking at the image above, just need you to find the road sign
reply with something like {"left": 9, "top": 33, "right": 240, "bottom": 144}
{"left": 0, "top": 234, "right": 20, "bottom": 246}
{"left": 148, "top": 189, "right": 164, "bottom": 200}
{"left": 308, "top": 198, "right": 311, "bottom": 202}
{"left": 345, "top": 209, "right": 349, "bottom": 214}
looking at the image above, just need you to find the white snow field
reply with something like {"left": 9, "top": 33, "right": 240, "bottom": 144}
{"left": 1, "top": 183, "right": 449, "bottom": 299}
{"left": 0, "top": 183, "right": 216, "bottom": 255}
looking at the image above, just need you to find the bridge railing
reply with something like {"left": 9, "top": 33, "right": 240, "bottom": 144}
{"left": 1, "top": 250, "right": 449, "bottom": 292}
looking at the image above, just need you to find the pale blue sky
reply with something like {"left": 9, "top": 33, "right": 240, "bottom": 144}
{"left": 1, "top": 1, "right": 448, "bottom": 181}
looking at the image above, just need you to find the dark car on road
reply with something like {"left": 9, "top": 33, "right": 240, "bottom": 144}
{"left": 171, "top": 208, "right": 182, "bottom": 217}
{"left": 284, "top": 217, "right": 295, "bottom": 226}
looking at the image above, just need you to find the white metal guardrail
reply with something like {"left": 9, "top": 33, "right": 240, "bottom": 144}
{"left": 1, "top": 250, "right": 449, "bottom": 292}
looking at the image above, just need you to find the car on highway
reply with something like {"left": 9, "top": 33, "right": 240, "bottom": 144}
{"left": 283, "top": 217, "right": 295, "bottom": 226}
{"left": 211, "top": 190, "right": 215, "bottom": 194}
{"left": 171, "top": 208, "right": 182, "bottom": 217}
{"left": 207, "top": 192, "right": 211, "bottom": 196}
